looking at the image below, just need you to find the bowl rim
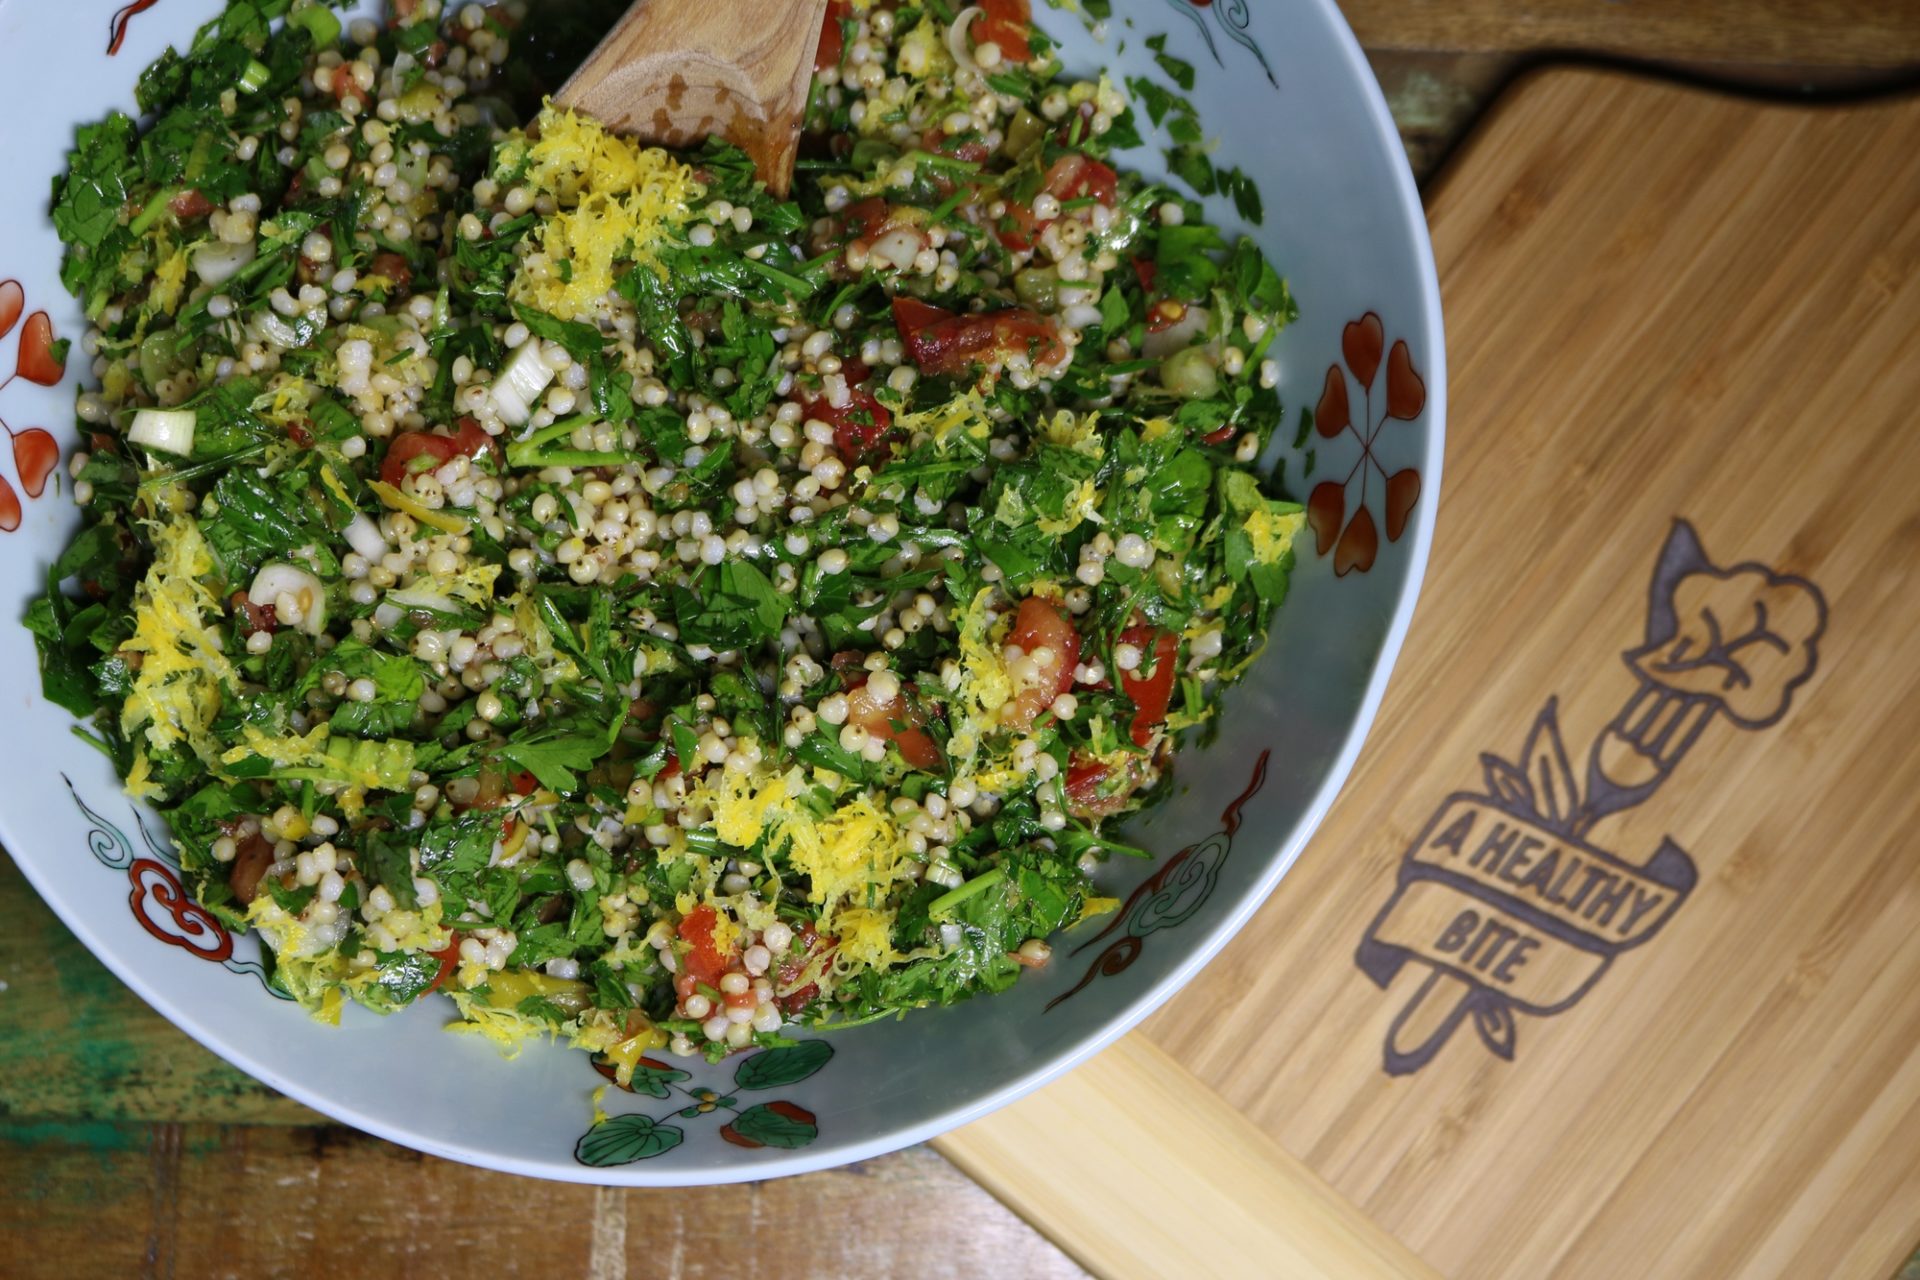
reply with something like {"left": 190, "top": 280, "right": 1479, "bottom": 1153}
{"left": 3, "top": 0, "right": 1445, "bottom": 1184}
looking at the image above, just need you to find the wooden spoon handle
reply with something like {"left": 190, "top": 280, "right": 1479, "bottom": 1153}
{"left": 554, "top": 0, "right": 831, "bottom": 197}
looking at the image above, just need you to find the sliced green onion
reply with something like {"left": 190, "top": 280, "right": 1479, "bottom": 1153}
{"left": 128, "top": 407, "right": 197, "bottom": 456}
{"left": 288, "top": 5, "right": 343, "bottom": 48}
{"left": 127, "top": 187, "right": 177, "bottom": 238}
{"left": 505, "top": 449, "right": 645, "bottom": 470}
{"left": 384, "top": 583, "right": 457, "bottom": 614}
{"left": 928, "top": 868, "right": 1006, "bottom": 920}
{"left": 490, "top": 340, "right": 556, "bottom": 427}
{"left": 249, "top": 562, "right": 329, "bottom": 635}
{"left": 904, "top": 149, "right": 981, "bottom": 175}
{"left": 237, "top": 58, "right": 271, "bottom": 95}
{"left": 191, "top": 238, "right": 257, "bottom": 287}
{"left": 341, "top": 512, "right": 390, "bottom": 562}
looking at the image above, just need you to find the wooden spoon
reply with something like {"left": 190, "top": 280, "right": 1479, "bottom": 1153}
{"left": 554, "top": 0, "right": 833, "bottom": 197}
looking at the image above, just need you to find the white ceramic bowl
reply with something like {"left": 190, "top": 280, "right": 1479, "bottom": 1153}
{"left": 0, "top": 0, "right": 1442, "bottom": 1182}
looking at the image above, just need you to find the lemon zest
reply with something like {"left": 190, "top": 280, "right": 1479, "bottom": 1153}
{"left": 150, "top": 241, "right": 189, "bottom": 315}
{"left": 1035, "top": 476, "right": 1103, "bottom": 537}
{"left": 1245, "top": 508, "right": 1305, "bottom": 565}
{"left": 511, "top": 105, "right": 702, "bottom": 320}
{"left": 120, "top": 505, "right": 233, "bottom": 773}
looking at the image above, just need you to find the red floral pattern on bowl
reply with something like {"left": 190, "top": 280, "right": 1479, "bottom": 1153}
{"left": 1307, "top": 311, "right": 1426, "bottom": 576}
{"left": 0, "top": 277, "right": 66, "bottom": 532}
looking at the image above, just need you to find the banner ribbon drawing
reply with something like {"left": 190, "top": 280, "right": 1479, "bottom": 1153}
{"left": 1356, "top": 519, "right": 1828, "bottom": 1074}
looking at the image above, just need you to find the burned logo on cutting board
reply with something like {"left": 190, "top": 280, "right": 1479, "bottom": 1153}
{"left": 1354, "top": 520, "right": 1827, "bottom": 1075}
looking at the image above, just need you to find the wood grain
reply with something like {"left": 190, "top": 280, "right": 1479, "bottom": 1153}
{"left": 1362, "top": 51, "right": 1518, "bottom": 183}
{"left": 555, "top": 0, "right": 831, "bottom": 196}
{"left": 0, "top": 1121, "right": 1088, "bottom": 1280}
{"left": 0, "top": 855, "right": 315, "bottom": 1125}
{"left": 1338, "top": 0, "right": 1920, "bottom": 67}
{"left": 936, "top": 1036, "right": 1440, "bottom": 1280}
{"left": 1139, "top": 69, "right": 1920, "bottom": 1280}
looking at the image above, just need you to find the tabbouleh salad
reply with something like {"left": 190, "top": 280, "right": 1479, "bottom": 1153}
{"left": 28, "top": 0, "right": 1305, "bottom": 1074}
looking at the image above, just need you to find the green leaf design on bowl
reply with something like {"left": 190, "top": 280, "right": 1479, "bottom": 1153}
{"left": 731, "top": 1039, "right": 832, "bottom": 1091}
{"left": 721, "top": 1102, "right": 819, "bottom": 1150}
{"left": 574, "top": 1114, "right": 685, "bottom": 1167}
{"left": 625, "top": 1058, "right": 691, "bottom": 1099}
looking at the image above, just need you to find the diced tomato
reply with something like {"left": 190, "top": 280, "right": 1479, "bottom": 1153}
{"left": 1044, "top": 154, "right": 1119, "bottom": 207}
{"left": 777, "top": 923, "right": 831, "bottom": 1015}
{"left": 1064, "top": 755, "right": 1139, "bottom": 820}
{"left": 368, "top": 250, "right": 413, "bottom": 293}
{"left": 837, "top": 199, "right": 949, "bottom": 253}
{"left": 843, "top": 196, "right": 892, "bottom": 242}
{"left": 228, "top": 590, "right": 279, "bottom": 636}
{"left": 996, "top": 200, "right": 1045, "bottom": 252}
{"left": 832, "top": 391, "right": 893, "bottom": 460}
{"left": 977, "top": 0, "right": 1033, "bottom": 62}
{"left": 892, "top": 725, "right": 945, "bottom": 770}
{"left": 1003, "top": 597, "right": 1081, "bottom": 731}
{"left": 921, "top": 127, "right": 991, "bottom": 165}
{"left": 805, "top": 384, "right": 894, "bottom": 464}
{"left": 1064, "top": 758, "right": 1107, "bottom": 804}
{"left": 814, "top": 0, "right": 851, "bottom": 71}
{"left": 451, "top": 415, "right": 502, "bottom": 470}
{"left": 1131, "top": 256, "right": 1158, "bottom": 294}
{"left": 424, "top": 935, "right": 463, "bottom": 996}
{"left": 509, "top": 770, "right": 539, "bottom": 796}
{"left": 995, "top": 155, "right": 1119, "bottom": 252}
{"left": 1118, "top": 625, "right": 1180, "bottom": 747}
{"left": 892, "top": 296, "right": 1064, "bottom": 376}
{"left": 380, "top": 424, "right": 497, "bottom": 487}
{"left": 678, "top": 904, "right": 730, "bottom": 990}
{"left": 775, "top": 923, "right": 815, "bottom": 987}
{"left": 846, "top": 677, "right": 943, "bottom": 769}
{"left": 380, "top": 432, "right": 458, "bottom": 487}
{"left": 168, "top": 189, "right": 212, "bottom": 221}
{"left": 891, "top": 296, "right": 951, "bottom": 337}
{"left": 331, "top": 71, "right": 370, "bottom": 110}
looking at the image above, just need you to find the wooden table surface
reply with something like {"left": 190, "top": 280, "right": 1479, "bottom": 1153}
{"left": 5, "top": 4, "right": 1919, "bottom": 1277}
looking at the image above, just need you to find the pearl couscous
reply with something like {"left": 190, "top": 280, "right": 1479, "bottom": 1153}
{"left": 33, "top": 0, "right": 1305, "bottom": 1073}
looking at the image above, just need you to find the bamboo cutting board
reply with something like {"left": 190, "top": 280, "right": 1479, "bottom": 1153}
{"left": 939, "top": 69, "right": 1920, "bottom": 1279}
